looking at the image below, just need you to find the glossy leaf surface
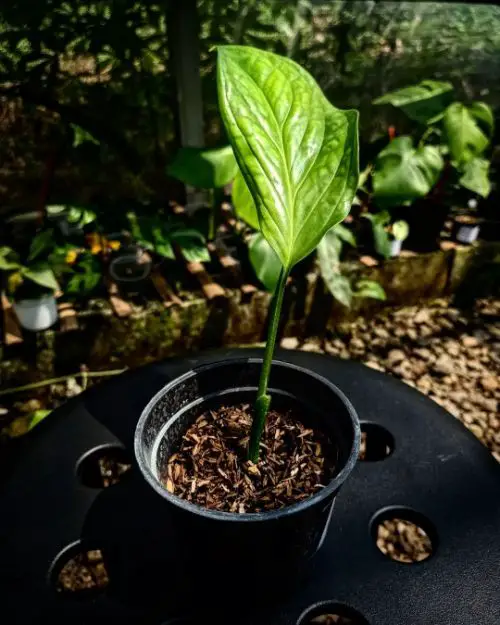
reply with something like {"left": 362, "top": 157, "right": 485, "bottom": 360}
{"left": 249, "top": 233, "right": 282, "bottom": 292}
{"left": 218, "top": 45, "right": 359, "bottom": 270}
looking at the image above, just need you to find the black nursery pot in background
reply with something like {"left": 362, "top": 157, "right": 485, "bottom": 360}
{"left": 134, "top": 358, "right": 360, "bottom": 592}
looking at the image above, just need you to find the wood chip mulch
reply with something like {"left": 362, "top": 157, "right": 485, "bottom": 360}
{"left": 162, "top": 404, "right": 336, "bottom": 513}
{"left": 57, "top": 549, "right": 109, "bottom": 592}
{"left": 376, "top": 518, "right": 433, "bottom": 563}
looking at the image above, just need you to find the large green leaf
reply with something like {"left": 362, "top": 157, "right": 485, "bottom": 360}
{"left": 443, "top": 102, "right": 491, "bottom": 164}
{"left": 249, "top": 233, "right": 282, "bottom": 292}
{"left": 373, "top": 136, "right": 443, "bottom": 208}
{"left": 218, "top": 45, "right": 359, "bottom": 271}
{"left": 232, "top": 170, "right": 259, "bottom": 230}
{"left": 373, "top": 80, "right": 454, "bottom": 124}
{"left": 22, "top": 265, "right": 59, "bottom": 291}
{"left": 459, "top": 157, "right": 491, "bottom": 198}
{"left": 168, "top": 145, "right": 238, "bottom": 189}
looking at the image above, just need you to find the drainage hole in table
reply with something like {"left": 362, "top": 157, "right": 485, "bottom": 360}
{"left": 358, "top": 422, "right": 394, "bottom": 461}
{"left": 76, "top": 443, "right": 132, "bottom": 488}
{"left": 50, "top": 540, "right": 109, "bottom": 597}
{"left": 371, "top": 506, "right": 436, "bottom": 563}
{"left": 298, "top": 602, "right": 370, "bottom": 624}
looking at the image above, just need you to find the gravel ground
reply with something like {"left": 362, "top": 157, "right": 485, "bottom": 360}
{"left": 282, "top": 297, "right": 500, "bottom": 463}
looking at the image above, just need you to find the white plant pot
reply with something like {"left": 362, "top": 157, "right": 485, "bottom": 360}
{"left": 13, "top": 295, "right": 58, "bottom": 331}
{"left": 456, "top": 224, "right": 480, "bottom": 244}
{"left": 389, "top": 239, "right": 403, "bottom": 257}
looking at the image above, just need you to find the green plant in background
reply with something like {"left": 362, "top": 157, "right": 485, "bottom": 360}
{"left": 127, "top": 212, "right": 209, "bottom": 263}
{"left": 0, "top": 231, "right": 60, "bottom": 299}
{"left": 372, "top": 136, "right": 444, "bottom": 208}
{"left": 218, "top": 44, "right": 359, "bottom": 461}
{"left": 363, "top": 211, "right": 409, "bottom": 260}
{"left": 374, "top": 81, "right": 495, "bottom": 199}
{"left": 168, "top": 145, "right": 238, "bottom": 239}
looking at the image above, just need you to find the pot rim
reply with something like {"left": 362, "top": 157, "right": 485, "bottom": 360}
{"left": 134, "top": 357, "right": 360, "bottom": 522}
{"left": 13, "top": 293, "right": 56, "bottom": 306}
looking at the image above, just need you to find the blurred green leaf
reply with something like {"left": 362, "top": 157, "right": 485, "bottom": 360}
{"left": 459, "top": 157, "right": 491, "bottom": 198}
{"left": 28, "top": 229, "right": 54, "bottom": 261}
{"left": 28, "top": 409, "right": 52, "bottom": 430}
{"left": 0, "top": 246, "right": 21, "bottom": 270}
{"left": 363, "top": 212, "right": 392, "bottom": 259}
{"left": 232, "top": 170, "right": 259, "bottom": 230}
{"left": 374, "top": 80, "right": 453, "bottom": 124}
{"left": 392, "top": 220, "right": 409, "bottom": 242}
{"left": 22, "top": 265, "right": 59, "bottom": 291}
{"left": 66, "top": 255, "right": 101, "bottom": 295}
{"left": 71, "top": 124, "right": 100, "bottom": 148}
{"left": 317, "top": 227, "right": 352, "bottom": 307}
{"left": 373, "top": 137, "right": 443, "bottom": 208}
{"left": 172, "top": 229, "right": 210, "bottom": 263}
{"left": 444, "top": 102, "right": 491, "bottom": 164}
{"left": 249, "top": 233, "right": 282, "bottom": 292}
{"left": 67, "top": 206, "right": 97, "bottom": 226}
{"left": 332, "top": 223, "right": 356, "bottom": 247}
{"left": 354, "top": 279, "right": 386, "bottom": 301}
{"left": 168, "top": 145, "right": 238, "bottom": 189}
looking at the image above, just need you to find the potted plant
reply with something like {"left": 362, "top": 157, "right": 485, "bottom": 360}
{"left": 0, "top": 245, "right": 59, "bottom": 331}
{"left": 133, "top": 46, "right": 361, "bottom": 595}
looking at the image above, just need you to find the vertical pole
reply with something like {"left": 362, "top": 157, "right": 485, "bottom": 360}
{"left": 167, "top": 0, "right": 205, "bottom": 209}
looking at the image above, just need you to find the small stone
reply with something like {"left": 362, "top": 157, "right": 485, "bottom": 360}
{"left": 414, "top": 310, "right": 431, "bottom": 324}
{"left": 480, "top": 376, "right": 498, "bottom": 392}
{"left": 374, "top": 327, "right": 390, "bottom": 340}
{"left": 387, "top": 349, "right": 405, "bottom": 366}
{"left": 349, "top": 337, "right": 366, "bottom": 351}
{"left": 468, "top": 424, "right": 484, "bottom": 440}
{"left": 414, "top": 348, "right": 433, "bottom": 362}
{"left": 416, "top": 376, "right": 432, "bottom": 392}
{"left": 301, "top": 341, "right": 321, "bottom": 353}
{"left": 461, "top": 335, "right": 479, "bottom": 348}
{"left": 281, "top": 337, "right": 299, "bottom": 350}
{"left": 433, "top": 354, "right": 455, "bottom": 375}
{"left": 365, "top": 360, "right": 386, "bottom": 372}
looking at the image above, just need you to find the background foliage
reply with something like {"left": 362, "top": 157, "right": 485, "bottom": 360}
{"left": 0, "top": 0, "right": 499, "bottom": 212}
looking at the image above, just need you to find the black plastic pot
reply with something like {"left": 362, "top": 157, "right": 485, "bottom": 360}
{"left": 133, "top": 357, "right": 360, "bottom": 598}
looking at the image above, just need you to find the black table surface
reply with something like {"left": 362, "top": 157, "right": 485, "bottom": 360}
{"left": 1, "top": 348, "right": 499, "bottom": 625}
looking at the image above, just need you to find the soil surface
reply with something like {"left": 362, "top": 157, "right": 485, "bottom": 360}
{"left": 163, "top": 404, "right": 336, "bottom": 513}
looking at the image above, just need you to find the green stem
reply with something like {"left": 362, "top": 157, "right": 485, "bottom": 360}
{"left": 248, "top": 267, "right": 288, "bottom": 462}
{"left": 0, "top": 369, "right": 126, "bottom": 398}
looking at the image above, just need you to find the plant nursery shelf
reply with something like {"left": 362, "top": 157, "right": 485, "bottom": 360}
{"left": 1, "top": 349, "right": 499, "bottom": 625}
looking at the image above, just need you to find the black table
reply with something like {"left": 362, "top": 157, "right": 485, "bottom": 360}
{"left": 1, "top": 348, "right": 499, "bottom": 625}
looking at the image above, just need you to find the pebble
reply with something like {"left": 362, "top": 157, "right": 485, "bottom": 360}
{"left": 281, "top": 337, "right": 299, "bottom": 350}
{"left": 480, "top": 376, "right": 498, "bottom": 392}
{"left": 462, "top": 336, "right": 479, "bottom": 348}
{"left": 387, "top": 349, "right": 405, "bottom": 366}
{"left": 433, "top": 355, "right": 455, "bottom": 375}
